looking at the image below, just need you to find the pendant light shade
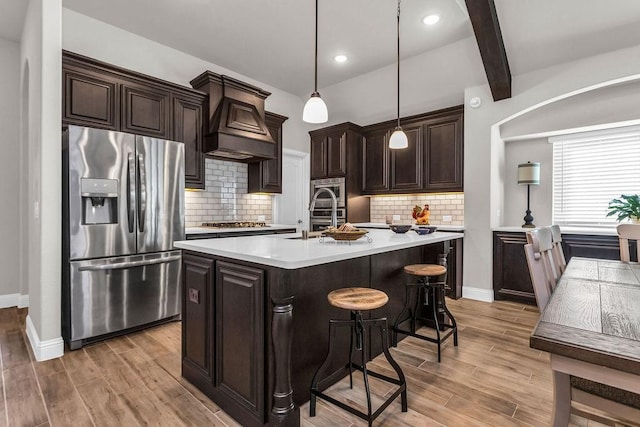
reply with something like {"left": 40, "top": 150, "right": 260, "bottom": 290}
{"left": 390, "top": 0, "right": 408, "bottom": 149}
{"left": 389, "top": 128, "right": 409, "bottom": 149}
{"left": 303, "top": 92, "right": 328, "bottom": 123}
{"left": 303, "top": 0, "right": 328, "bottom": 124}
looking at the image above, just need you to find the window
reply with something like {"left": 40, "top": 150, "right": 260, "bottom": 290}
{"left": 551, "top": 125, "right": 640, "bottom": 228}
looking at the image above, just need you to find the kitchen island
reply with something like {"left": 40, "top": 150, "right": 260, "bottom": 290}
{"left": 174, "top": 229, "right": 463, "bottom": 427}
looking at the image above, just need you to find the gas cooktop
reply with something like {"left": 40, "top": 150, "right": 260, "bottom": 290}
{"left": 201, "top": 221, "right": 268, "bottom": 228}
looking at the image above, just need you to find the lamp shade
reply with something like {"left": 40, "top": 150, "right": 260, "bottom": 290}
{"left": 303, "top": 93, "right": 328, "bottom": 123}
{"left": 389, "top": 128, "right": 408, "bottom": 149}
{"left": 518, "top": 162, "right": 540, "bottom": 185}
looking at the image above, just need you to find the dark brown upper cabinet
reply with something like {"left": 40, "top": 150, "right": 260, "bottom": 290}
{"left": 248, "top": 111, "right": 288, "bottom": 193}
{"left": 310, "top": 136, "right": 328, "bottom": 179}
{"left": 63, "top": 66, "right": 120, "bottom": 130}
{"left": 361, "top": 105, "right": 464, "bottom": 195}
{"left": 310, "top": 126, "right": 349, "bottom": 179}
{"left": 390, "top": 123, "right": 423, "bottom": 192}
{"left": 62, "top": 50, "right": 207, "bottom": 189}
{"left": 424, "top": 113, "right": 463, "bottom": 192}
{"left": 362, "top": 128, "right": 390, "bottom": 193}
{"left": 309, "top": 123, "right": 370, "bottom": 223}
{"left": 173, "top": 93, "right": 205, "bottom": 189}
{"left": 122, "top": 83, "right": 171, "bottom": 139}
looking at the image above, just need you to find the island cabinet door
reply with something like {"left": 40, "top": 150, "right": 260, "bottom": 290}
{"left": 215, "top": 262, "right": 265, "bottom": 421}
{"left": 182, "top": 253, "right": 215, "bottom": 382}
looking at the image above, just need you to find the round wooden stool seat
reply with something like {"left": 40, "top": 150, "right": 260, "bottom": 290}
{"left": 327, "top": 287, "right": 389, "bottom": 311}
{"left": 404, "top": 264, "right": 447, "bottom": 277}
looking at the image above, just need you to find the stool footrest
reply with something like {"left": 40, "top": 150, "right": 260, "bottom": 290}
{"left": 312, "top": 382, "right": 406, "bottom": 424}
{"left": 394, "top": 326, "right": 456, "bottom": 345}
{"left": 349, "top": 363, "right": 405, "bottom": 387}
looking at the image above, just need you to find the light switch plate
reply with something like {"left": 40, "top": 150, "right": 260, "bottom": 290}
{"left": 393, "top": 215, "right": 401, "bottom": 221}
{"left": 442, "top": 215, "right": 452, "bottom": 222}
{"left": 257, "top": 215, "right": 266, "bottom": 221}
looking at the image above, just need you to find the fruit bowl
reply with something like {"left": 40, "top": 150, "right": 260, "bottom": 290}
{"left": 322, "top": 229, "right": 369, "bottom": 241}
{"left": 414, "top": 226, "right": 437, "bottom": 235}
{"left": 389, "top": 224, "right": 412, "bottom": 234}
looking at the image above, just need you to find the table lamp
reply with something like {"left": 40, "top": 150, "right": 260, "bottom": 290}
{"left": 518, "top": 161, "right": 540, "bottom": 228}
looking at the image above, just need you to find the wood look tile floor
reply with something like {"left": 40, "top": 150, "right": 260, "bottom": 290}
{"left": 0, "top": 299, "right": 637, "bottom": 426}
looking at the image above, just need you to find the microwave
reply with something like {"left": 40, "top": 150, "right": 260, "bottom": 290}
{"left": 310, "top": 177, "right": 346, "bottom": 208}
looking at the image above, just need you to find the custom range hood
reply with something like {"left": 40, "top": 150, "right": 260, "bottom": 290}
{"left": 191, "top": 71, "right": 275, "bottom": 162}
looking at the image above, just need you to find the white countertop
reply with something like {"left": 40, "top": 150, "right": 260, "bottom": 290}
{"left": 493, "top": 226, "right": 619, "bottom": 236}
{"left": 174, "top": 229, "right": 463, "bottom": 270}
{"left": 354, "top": 223, "right": 465, "bottom": 232}
{"left": 185, "top": 224, "right": 297, "bottom": 234}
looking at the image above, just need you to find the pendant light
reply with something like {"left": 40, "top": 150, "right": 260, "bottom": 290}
{"left": 389, "top": 0, "right": 408, "bottom": 149}
{"left": 303, "top": 0, "right": 328, "bottom": 123}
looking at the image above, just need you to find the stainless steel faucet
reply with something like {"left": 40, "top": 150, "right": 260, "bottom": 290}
{"left": 309, "top": 187, "right": 338, "bottom": 229}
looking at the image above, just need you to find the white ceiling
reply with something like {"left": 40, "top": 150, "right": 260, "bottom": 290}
{"left": 2, "top": 0, "right": 640, "bottom": 98}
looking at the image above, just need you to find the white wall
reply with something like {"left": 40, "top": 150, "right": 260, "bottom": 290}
{"left": 319, "top": 37, "right": 486, "bottom": 127}
{"left": 463, "top": 44, "right": 640, "bottom": 297}
{"left": 61, "top": 9, "right": 311, "bottom": 153}
{"left": 503, "top": 138, "right": 552, "bottom": 227}
{"left": 0, "top": 39, "right": 22, "bottom": 303}
{"left": 20, "top": 0, "right": 63, "bottom": 360}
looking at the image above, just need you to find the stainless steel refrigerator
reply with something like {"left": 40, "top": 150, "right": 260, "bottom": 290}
{"left": 62, "top": 125, "right": 184, "bottom": 349}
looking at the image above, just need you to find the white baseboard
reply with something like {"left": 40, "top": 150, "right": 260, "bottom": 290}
{"left": 0, "top": 293, "right": 30, "bottom": 308}
{"left": 462, "top": 286, "right": 495, "bottom": 302}
{"left": 18, "top": 294, "right": 29, "bottom": 308}
{"left": 0, "top": 293, "right": 20, "bottom": 308}
{"left": 26, "top": 315, "right": 64, "bottom": 361}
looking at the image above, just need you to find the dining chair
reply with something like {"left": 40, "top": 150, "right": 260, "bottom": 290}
{"left": 550, "top": 225, "right": 567, "bottom": 275}
{"left": 617, "top": 223, "right": 640, "bottom": 262}
{"left": 526, "top": 227, "right": 558, "bottom": 292}
{"left": 524, "top": 242, "right": 552, "bottom": 310}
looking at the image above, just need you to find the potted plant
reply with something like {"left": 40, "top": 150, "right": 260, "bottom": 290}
{"left": 606, "top": 194, "right": 640, "bottom": 223}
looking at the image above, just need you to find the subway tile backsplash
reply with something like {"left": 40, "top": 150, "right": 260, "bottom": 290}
{"left": 184, "top": 159, "right": 273, "bottom": 227}
{"left": 370, "top": 193, "right": 464, "bottom": 225}
{"left": 185, "top": 160, "right": 463, "bottom": 228}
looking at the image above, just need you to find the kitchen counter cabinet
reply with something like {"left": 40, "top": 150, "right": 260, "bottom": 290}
{"left": 185, "top": 225, "right": 297, "bottom": 240}
{"left": 248, "top": 112, "right": 288, "bottom": 193}
{"left": 176, "top": 230, "right": 462, "bottom": 426}
{"left": 492, "top": 230, "right": 637, "bottom": 305}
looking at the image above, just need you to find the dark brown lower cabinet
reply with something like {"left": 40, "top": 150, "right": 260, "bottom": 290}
{"left": 493, "top": 231, "right": 636, "bottom": 306}
{"left": 181, "top": 255, "right": 269, "bottom": 427}
{"left": 181, "top": 253, "right": 214, "bottom": 384}
{"left": 215, "top": 262, "right": 265, "bottom": 420}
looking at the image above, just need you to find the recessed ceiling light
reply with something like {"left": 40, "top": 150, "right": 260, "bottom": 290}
{"left": 422, "top": 14, "right": 440, "bottom": 25}
{"left": 334, "top": 55, "right": 348, "bottom": 63}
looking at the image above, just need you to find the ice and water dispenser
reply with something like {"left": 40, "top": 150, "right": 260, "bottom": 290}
{"left": 81, "top": 178, "right": 118, "bottom": 225}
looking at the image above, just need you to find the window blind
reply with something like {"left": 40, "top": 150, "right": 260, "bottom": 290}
{"left": 551, "top": 126, "right": 640, "bottom": 228}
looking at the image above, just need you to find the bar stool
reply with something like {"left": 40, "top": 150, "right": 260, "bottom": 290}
{"left": 392, "top": 264, "right": 458, "bottom": 362}
{"left": 310, "top": 287, "right": 407, "bottom": 426}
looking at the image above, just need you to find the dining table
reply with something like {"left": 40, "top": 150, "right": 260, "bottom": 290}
{"left": 530, "top": 257, "right": 640, "bottom": 426}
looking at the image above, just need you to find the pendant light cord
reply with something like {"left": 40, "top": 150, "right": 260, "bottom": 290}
{"left": 314, "top": 0, "right": 319, "bottom": 93}
{"left": 396, "top": 0, "right": 401, "bottom": 129}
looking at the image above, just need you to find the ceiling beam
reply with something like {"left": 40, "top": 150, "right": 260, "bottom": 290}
{"left": 465, "top": 0, "right": 511, "bottom": 101}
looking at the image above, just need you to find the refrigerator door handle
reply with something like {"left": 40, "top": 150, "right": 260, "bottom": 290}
{"left": 137, "top": 153, "right": 147, "bottom": 232}
{"left": 77, "top": 254, "right": 182, "bottom": 271}
{"left": 127, "top": 152, "right": 135, "bottom": 233}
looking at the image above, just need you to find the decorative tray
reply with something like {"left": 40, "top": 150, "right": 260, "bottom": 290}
{"left": 321, "top": 229, "right": 369, "bottom": 241}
